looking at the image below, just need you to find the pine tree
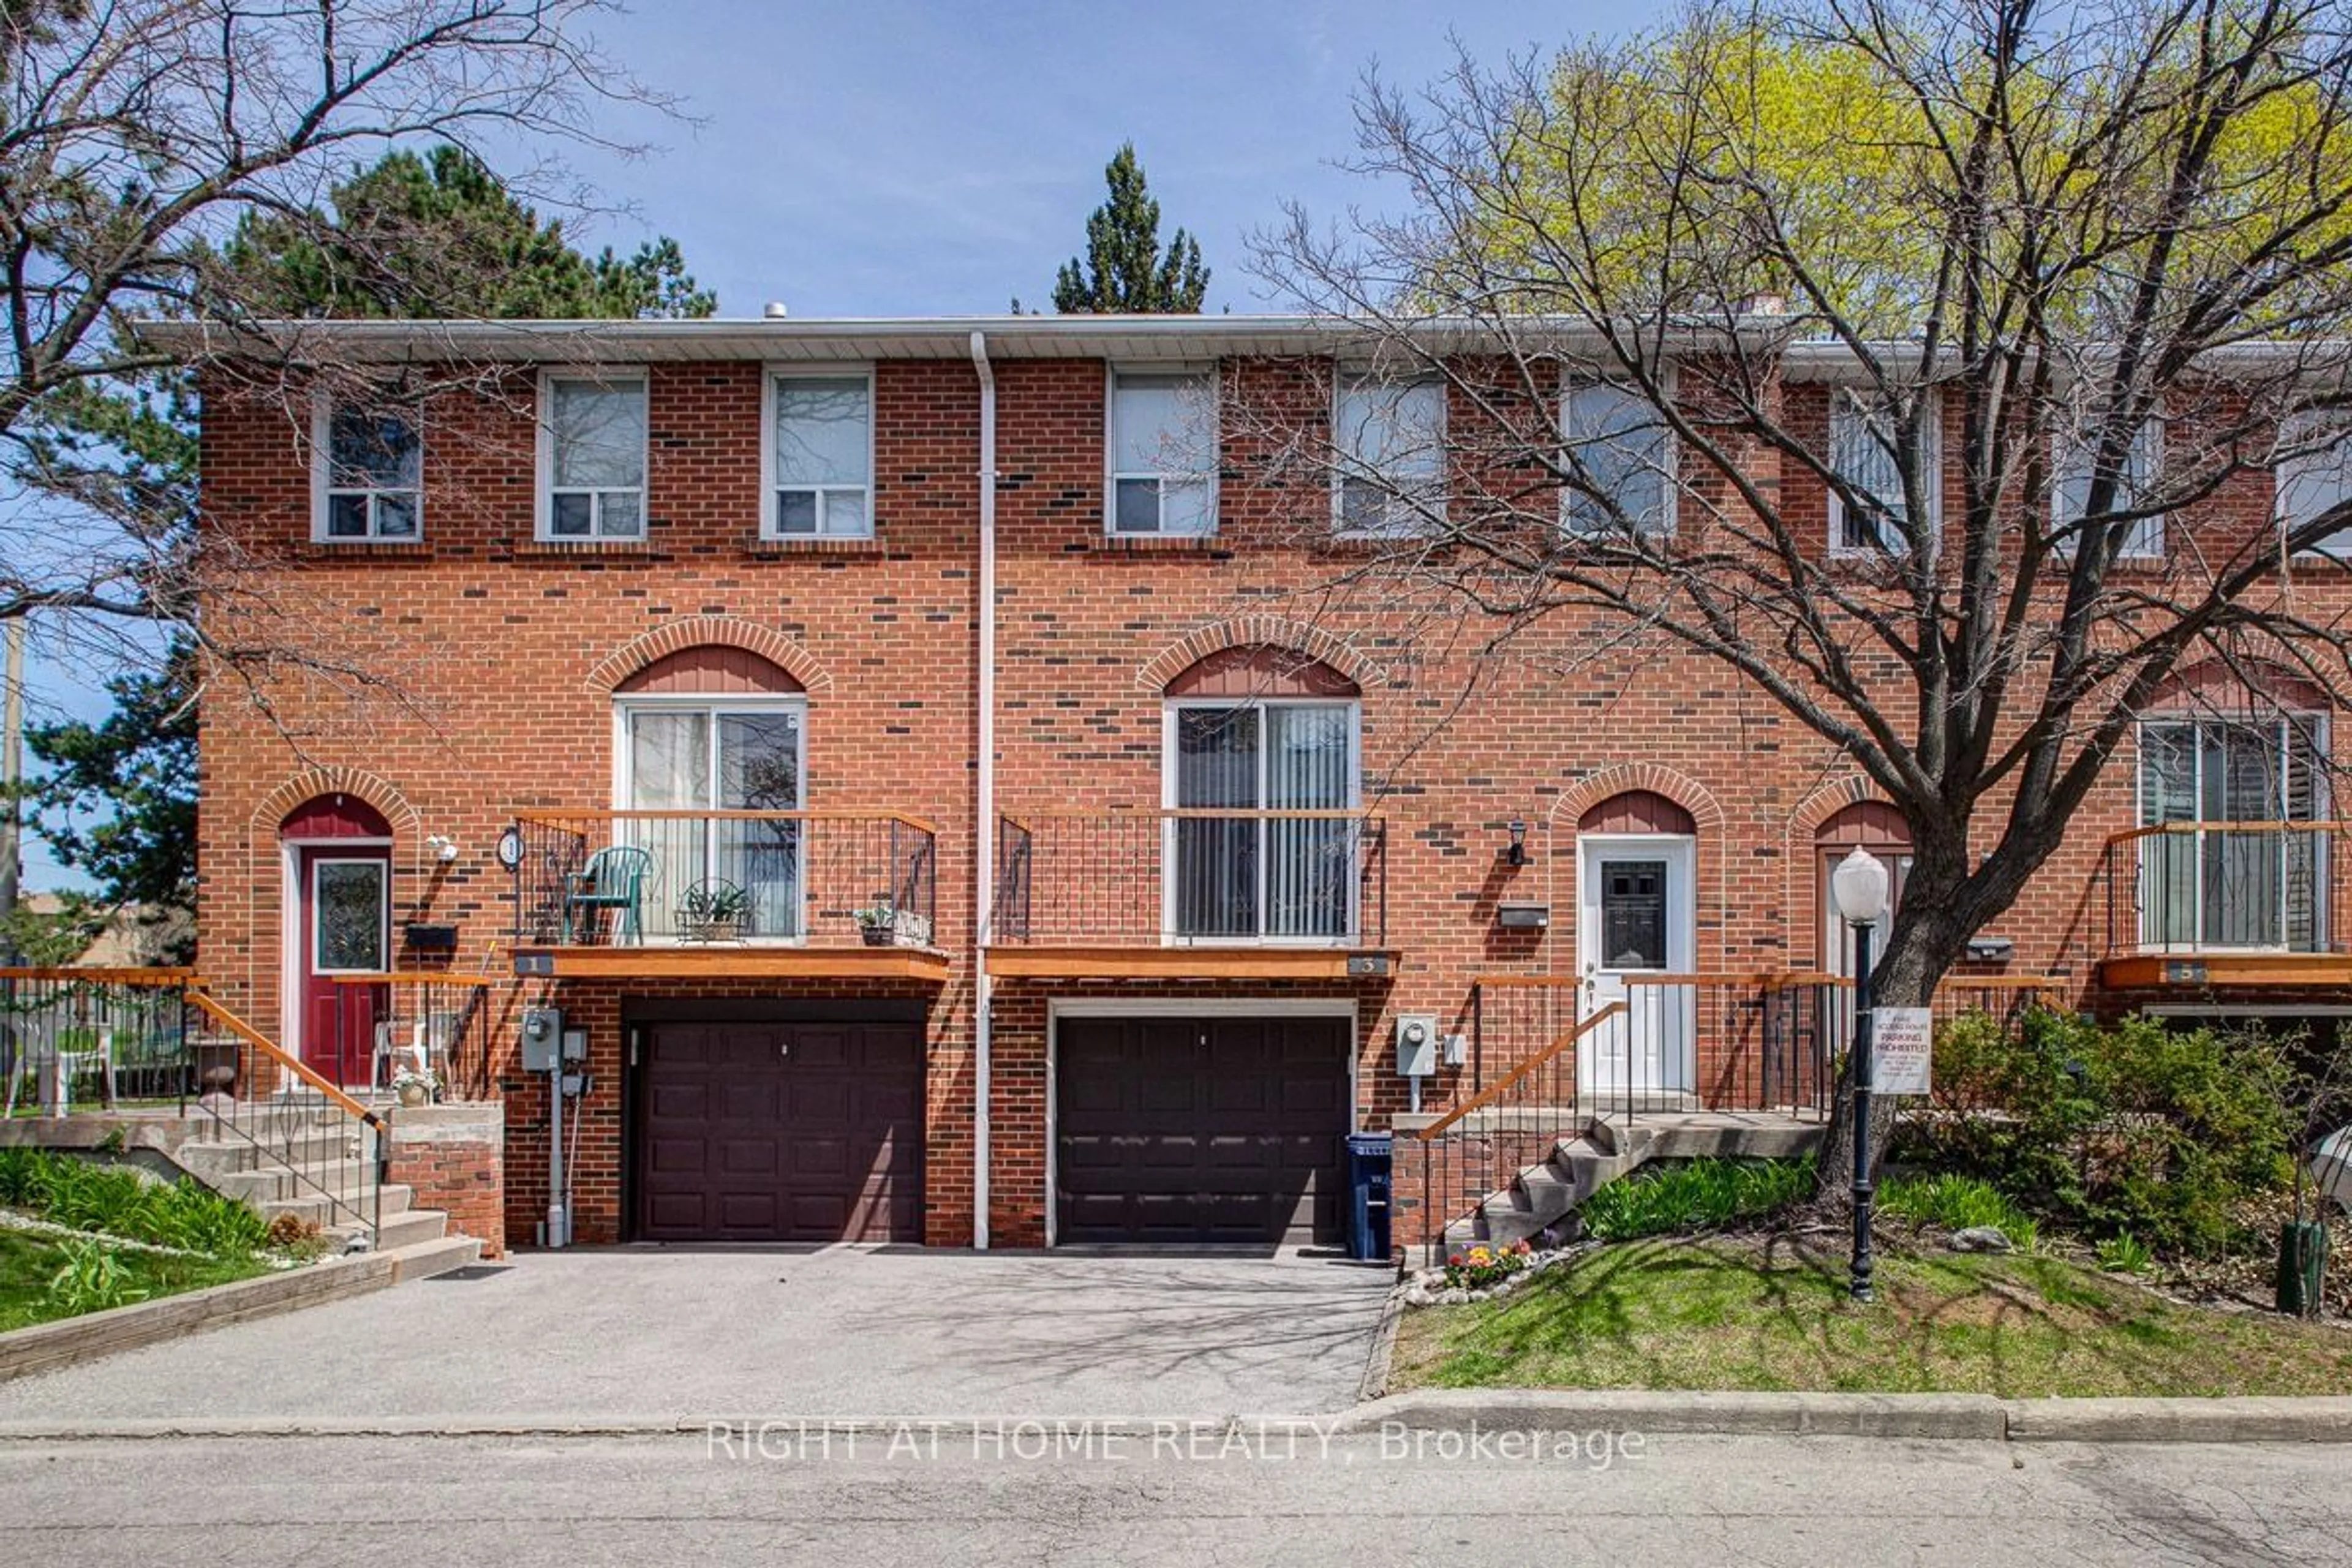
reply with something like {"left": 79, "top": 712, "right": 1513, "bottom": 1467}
{"left": 1050, "top": 144, "right": 1209, "bottom": 314}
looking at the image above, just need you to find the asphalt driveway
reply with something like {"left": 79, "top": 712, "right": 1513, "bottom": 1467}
{"left": 0, "top": 1247, "right": 1394, "bottom": 1424}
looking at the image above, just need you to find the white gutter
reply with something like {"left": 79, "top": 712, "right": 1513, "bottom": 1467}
{"left": 969, "top": 330, "right": 997, "bottom": 1251}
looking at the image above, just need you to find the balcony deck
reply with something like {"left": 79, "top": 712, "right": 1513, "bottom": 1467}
{"left": 507, "top": 808, "right": 944, "bottom": 984}
{"left": 2092, "top": 818, "right": 2352, "bottom": 990}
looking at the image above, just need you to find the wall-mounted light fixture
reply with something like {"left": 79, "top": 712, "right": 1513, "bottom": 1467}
{"left": 1504, "top": 819, "right": 1528, "bottom": 867}
{"left": 424, "top": 834, "right": 460, "bottom": 864}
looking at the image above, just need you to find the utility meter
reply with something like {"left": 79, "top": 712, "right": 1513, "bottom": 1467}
{"left": 1395, "top": 1014, "right": 1439, "bottom": 1077}
{"left": 521, "top": 1007, "right": 564, "bottom": 1072}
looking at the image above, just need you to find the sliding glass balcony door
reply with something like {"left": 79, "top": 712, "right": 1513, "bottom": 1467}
{"left": 621, "top": 703, "right": 805, "bottom": 940}
{"left": 1168, "top": 701, "right": 1357, "bottom": 943}
{"left": 2138, "top": 717, "right": 2326, "bottom": 951}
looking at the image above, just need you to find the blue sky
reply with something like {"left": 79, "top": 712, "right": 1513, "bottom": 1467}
{"left": 20, "top": 0, "right": 1660, "bottom": 889}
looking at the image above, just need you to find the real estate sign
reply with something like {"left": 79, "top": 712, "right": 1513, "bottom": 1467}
{"left": 1871, "top": 1007, "right": 1933, "bottom": 1096}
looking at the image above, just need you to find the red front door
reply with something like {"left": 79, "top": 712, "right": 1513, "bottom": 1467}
{"left": 296, "top": 845, "right": 390, "bottom": 1086}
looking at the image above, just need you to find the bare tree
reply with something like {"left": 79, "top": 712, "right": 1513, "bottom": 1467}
{"left": 0, "top": 0, "right": 675, "bottom": 676}
{"left": 1249, "top": 0, "right": 2352, "bottom": 1188}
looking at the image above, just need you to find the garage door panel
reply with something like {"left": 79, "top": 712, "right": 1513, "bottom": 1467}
{"left": 1055, "top": 1016, "right": 1348, "bottom": 1246}
{"left": 636, "top": 1018, "right": 923, "bottom": 1243}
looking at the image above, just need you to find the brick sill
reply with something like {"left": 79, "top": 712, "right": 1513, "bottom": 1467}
{"left": 741, "top": 539, "right": 894, "bottom": 559}
{"left": 1078, "top": 535, "right": 1234, "bottom": 557}
{"left": 298, "top": 541, "right": 433, "bottom": 562}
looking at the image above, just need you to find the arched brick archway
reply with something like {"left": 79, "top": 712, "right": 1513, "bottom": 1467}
{"left": 586, "top": 617, "right": 832, "bottom": 696}
{"left": 1161, "top": 644, "right": 1360, "bottom": 698}
{"left": 1135, "top": 616, "right": 1382, "bottom": 693}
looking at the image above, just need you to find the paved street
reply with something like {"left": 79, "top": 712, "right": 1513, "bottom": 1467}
{"left": 0, "top": 1247, "right": 1393, "bottom": 1422}
{"left": 0, "top": 1430, "right": 2345, "bottom": 1566}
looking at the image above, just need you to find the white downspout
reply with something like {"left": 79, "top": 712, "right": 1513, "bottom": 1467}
{"left": 970, "top": 330, "right": 997, "bottom": 1251}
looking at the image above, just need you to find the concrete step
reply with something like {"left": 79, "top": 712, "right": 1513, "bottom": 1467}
{"left": 372, "top": 1207, "right": 448, "bottom": 1251}
{"left": 380, "top": 1232, "right": 481, "bottom": 1283}
{"left": 176, "top": 1127, "right": 369, "bottom": 1177}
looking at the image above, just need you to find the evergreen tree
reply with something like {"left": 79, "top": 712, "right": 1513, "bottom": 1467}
{"left": 1050, "top": 144, "right": 1209, "bottom": 314}
{"left": 219, "top": 146, "right": 716, "bottom": 320}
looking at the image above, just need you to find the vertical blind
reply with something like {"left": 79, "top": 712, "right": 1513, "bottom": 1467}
{"left": 1172, "top": 702, "right": 1355, "bottom": 939}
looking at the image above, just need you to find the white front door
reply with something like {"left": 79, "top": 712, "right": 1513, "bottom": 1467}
{"left": 1577, "top": 835, "right": 1697, "bottom": 1102}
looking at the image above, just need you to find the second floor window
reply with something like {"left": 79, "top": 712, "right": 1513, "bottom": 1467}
{"left": 1335, "top": 374, "right": 1445, "bottom": 535}
{"left": 1110, "top": 369, "right": 1216, "bottom": 535}
{"left": 317, "top": 402, "right": 421, "bottom": 540}
{"left": 1830, "top": 389, "right": 1936, "bottom": 554}
{"left": 619, "top": 699, "right": 807, "bottom": 941}
{"left": 1564, "top": 382, "right": 1672, "bottom": 536}
{"left": 2055, "top": 418, "right": 2165, "bottom": 560}
{"left": 2277, "top": 413, "right": 2352, "bottom": 559}
{"left": 543, "top": 374, "right": 647, "bottom": 540}
{"left": 767, "top": 372, "right": 873, "bottom": 537}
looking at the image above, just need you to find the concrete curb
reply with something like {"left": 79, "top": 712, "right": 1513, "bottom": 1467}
{"left": 1357, "top": 1283, "right": 1405, "bottom": 1403}
{"left": 1354, "top": 1388, "right": 2352, "bottom": 1442}
{"left": 1348, "top": 1388, "right": 2008, "bottom": 1440}
{"left": 0, "top": 1253, "right": 398, "bottom": 1385}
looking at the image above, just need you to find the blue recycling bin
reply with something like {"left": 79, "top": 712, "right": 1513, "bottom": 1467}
{"left": 1346, "top": 1132, "right": 1393, "bottom": 1262}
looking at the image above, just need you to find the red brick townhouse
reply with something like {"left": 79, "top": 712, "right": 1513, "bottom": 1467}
{"left": 150, "top": 314, "right": 2352, "bottom": 1253}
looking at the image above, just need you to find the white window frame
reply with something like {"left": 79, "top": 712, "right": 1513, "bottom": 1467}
{"left": 2277, "top": 412, "right": 2352, "bottom": 560}
{"left": 1106, "top": 364, "right": 1219, "bottom": 537}
{"left": 1331, "top": 369, "right": 1447, "bottom": 538}
{"left": 1827, "top": 386, "right": 1940, "bottom": 557}
{"left": 761, "top": 364, "right": 876, "bottom": 540}
{"left": 1159, "top": 696, "right": 1363, "bottom": 945}
{"left": 2134, "top": 712, "right": 2330, "bottom": 953}
{"left": 1562, "top": 374, "right": 1678, "bottom": 538}
{"left": 536, "top": 368, "right": 650, "bottom": 542}
{"left": 611, "top": 693, "right": 812, "bottom": 945}
{"left": 309, "top": 393, "right": 423, "bottom": 543}
{"left": 2054, "top": 417, "right": 2166, "bottom": 562}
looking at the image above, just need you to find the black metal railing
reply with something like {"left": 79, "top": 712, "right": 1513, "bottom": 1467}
{"left": 2100, "top": 819, "right": 2347, "bottom": 958}
{"left": 511, "top": 810, "right": 938, "bottom": 950}
{"left": 0, "top": 969, "right": 383, "bottom": 1242}
{"left": 0, "top": 968, "right": 198, "bottom": 1115}
{"left": 326, "top": 972, "right": 498, "bottom": 1101}
{"left": 186, "top": 988, "right": 383, "bottom": 1238}
{"left": 992, "top": 809, "right": 1386, "bottom": 946}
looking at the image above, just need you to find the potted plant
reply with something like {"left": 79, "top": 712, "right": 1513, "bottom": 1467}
{"left": 391, "top": 1065, "right": 438, "bottom": 1109}
{"left": 853, "top": 900, "right": 932, "bottom": 947}
{"left": 678, "top": 879, "right": 752, "bottom": 944}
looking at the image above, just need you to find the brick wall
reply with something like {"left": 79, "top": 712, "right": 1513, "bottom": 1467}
{"left": 194, "top": 346, "right": 2351, "bottom": 1253}
{"left": 384, "top": 1103, "right": 507, "bottom": 1259}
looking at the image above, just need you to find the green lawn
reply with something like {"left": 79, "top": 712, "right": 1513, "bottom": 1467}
{"left": 1393, "top": 1234, "right": 2352, "bottom": 1398}
{"left": 0, "top": 1227, "right": 270, "bottom": 1333}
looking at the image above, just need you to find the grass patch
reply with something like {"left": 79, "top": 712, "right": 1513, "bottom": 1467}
{"left": 1577, "top": 1155, "right": 1815, "bottom": 1242}
{"left": 0, "top": 1227, "right": 267, "bottom": 1333}
{"left": 1392, "top": 1232, "right": 2352, "bottom": 1398}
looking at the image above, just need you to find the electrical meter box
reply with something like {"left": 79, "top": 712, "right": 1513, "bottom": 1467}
{"left": 1395, "top": 1014, "right": 1439, "bottom": 1077}
{"left": 520, "top": 1008, "right": 565, "bottom": 1072}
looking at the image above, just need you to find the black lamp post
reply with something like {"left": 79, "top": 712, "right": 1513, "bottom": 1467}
{"left": 1831, "top": 847, "right": 1891, "bottom": 1303}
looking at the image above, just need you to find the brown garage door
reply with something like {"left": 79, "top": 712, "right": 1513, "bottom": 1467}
{"left": 636, "top": 1019, "right": 922, "bottom": 1243}
{"left": 1055, "top": 1014, "right": 1350, "bottom": 1245}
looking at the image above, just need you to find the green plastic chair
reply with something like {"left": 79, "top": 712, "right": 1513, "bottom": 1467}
{"left": 563, "top": 845, "right": 654, "bottom": 945}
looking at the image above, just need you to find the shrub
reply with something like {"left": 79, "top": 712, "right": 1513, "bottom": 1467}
{"left": 1878, "top": 1172, "right": 2038, "bottom": 1251}
{"left": 1899, "top": 1009, "right": 2296, "bottom": 1257}
{"left": 1580, "top": 1155, "right": 1815, "bottom": 1242}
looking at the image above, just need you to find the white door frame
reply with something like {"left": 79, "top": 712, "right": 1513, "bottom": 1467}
{"left": 1575, "top": 833, "right": 1697, "bottom": 1097}
{"left": 1041, "top": 997, "right": 1360, "bottom": 1247}
{"left": 279, "top": 835, "right": 393, "bottom": 1065}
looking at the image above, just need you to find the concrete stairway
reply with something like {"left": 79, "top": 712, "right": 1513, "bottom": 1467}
{"left": 174, "top": 1103, "right": 480, "bottom": 1278}
{"left": 1439, "top": 1111, "right": 1829, "bottom": 1252}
